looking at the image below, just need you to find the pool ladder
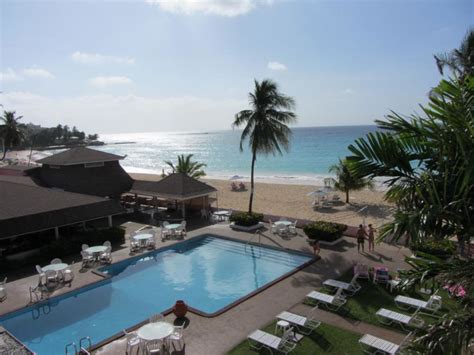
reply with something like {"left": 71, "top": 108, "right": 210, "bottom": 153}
{"left": 245, "top": 231, "right": 262, "bottom": 252}
{"left": 65, "top": 336, "right": 91, "bottom": 355}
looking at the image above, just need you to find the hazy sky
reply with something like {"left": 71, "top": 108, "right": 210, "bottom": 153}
{"left": 1, "top": 0, "right": 472, "bottom": 134}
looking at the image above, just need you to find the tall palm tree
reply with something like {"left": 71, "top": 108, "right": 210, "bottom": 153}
{"left": 329, "top": 159, "right": 373, "bottom": 203}
{"left": 0, "top": 111, "right": 25, "bottom": 160}
{"left": 164, "top": 154, "right": 207, "bottom": 179}
{"left": 233, "top": 79, "right": 296, "bottom": 214}
{"left": 434, "top": 28, "right": 474, "bottom": 80}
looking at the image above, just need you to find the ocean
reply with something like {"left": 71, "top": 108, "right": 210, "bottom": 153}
{"left": 98, "top": 125, "right": 378, "bottom": 185}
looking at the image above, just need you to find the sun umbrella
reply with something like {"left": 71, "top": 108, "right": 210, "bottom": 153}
{"left": 229, "top": 175, "right": 242, "bottom": 180}
{"left": 306, "top": 189, "right": 328, "bottom": 198}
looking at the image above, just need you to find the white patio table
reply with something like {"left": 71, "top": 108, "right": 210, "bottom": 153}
{"left": 133, "top": 233, "right": 154, "bottom": 246}
{"left": 137, "top": 322, "right": 174, "bottom": 341}
{"left": 213, "top": 210, "right": 231, "bottom": 221}
{"left": 42, "top": 263, "right": 68, "bottom": 272}
{"left": 85, "top": 246, "right": 108, "bottom": 261}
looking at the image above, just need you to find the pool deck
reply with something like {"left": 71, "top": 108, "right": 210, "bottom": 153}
{"left": 0, "top": 221, "right": 411, "bottom": 354}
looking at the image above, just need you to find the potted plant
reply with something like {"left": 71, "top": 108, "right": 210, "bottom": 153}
{"left": 303, "top": 221, "right": 347, "bottom": 246}
{"left": 229, "top": 212, "right": 264, "bottom": 232}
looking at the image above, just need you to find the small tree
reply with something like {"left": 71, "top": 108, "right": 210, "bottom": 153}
{"left": 164, "top": 154, "right": 207, "bottom": 179}
{"left": 0, "top": 111, "right": 25, "bottom": 160}
{"left": 329, "top": 159, "right": 373, "bottom": 203}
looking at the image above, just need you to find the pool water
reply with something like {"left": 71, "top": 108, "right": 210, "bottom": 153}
{"left": 0, "top": 235, "right": 313, "bottom": 354}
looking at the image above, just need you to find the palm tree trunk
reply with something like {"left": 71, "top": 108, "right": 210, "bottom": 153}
{"left": 345, "top": 190, "right": 349, "bottom": 204}
{"left": 1, "top": 148, "right": 6, "bottom": 161}
{"left": 248, "top": 152, "right": 256, "bottom": 214}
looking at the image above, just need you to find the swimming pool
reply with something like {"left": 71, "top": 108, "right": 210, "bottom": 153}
{"left": 0, "top": 235, "right": 314, "bottom": 354}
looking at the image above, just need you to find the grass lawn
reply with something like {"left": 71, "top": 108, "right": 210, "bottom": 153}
{"left": 312, "top": 270, "right": 462, "bottom": 330}
{"left": 228, "top": 321, "right": 363, "bottom": 355}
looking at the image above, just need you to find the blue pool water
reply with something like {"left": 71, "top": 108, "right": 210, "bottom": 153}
{"left": 0, "top": 236, "right": 312, "bottom": 354}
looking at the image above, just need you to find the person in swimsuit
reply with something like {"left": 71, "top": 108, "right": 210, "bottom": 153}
{"left": 356, "top": 224, "right": 368, "bottom": 252}
{"left": 368, "top": 224, "right": 376, "bottom": 252}
{"left": 312, "top": 240, "right": 320, "bottom": 255}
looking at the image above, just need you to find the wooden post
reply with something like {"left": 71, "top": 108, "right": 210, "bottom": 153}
{"left": 182, "top": 201, "right": 186, "bottom": 219}
{"left": 108, "top": 215, "right": 113, "bottom": 227}
{"left": 54, "top": 227, "right": 60, "bottom": 240}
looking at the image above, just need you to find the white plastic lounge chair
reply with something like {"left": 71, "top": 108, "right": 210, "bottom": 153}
{"left": 354, "top": 264, "right": 370, "bottom": 279}
{"left": 395, "top": 294, "right": 442, "bottom": 313}
{"left": 306, "top": 288, "right": 347, "bottom": 311}
{"left": 0, "top": 277, "right": 7, "bottom": 301}
{"left": 276, "top": 306, "right": 321, "bottom": 335}
{"left": 323, "top": 274, "right": 362, "bottom": 295}
{"left": 248, "top": 328, "right": 297, "bottom": 354}
{"left": 376, "top": 308, "right": 425, "bottom": 330}
{"left": 359, "top": 332, "right": 412, "bottom": 355}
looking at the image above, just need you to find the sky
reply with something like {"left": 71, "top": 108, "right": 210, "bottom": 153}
{"left": 0, "top": 0, "right": 472, "bottom": 134}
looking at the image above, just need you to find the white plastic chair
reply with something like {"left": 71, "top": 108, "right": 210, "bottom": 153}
{"left": 103, "top": 241, "right": 112, "bottom": 248}
{"left": 123, "top": 330, "right": 140, "bottom": 355}
{"left": 146, "top": 339, "right": 164, "bottom": 354}
{"left": 63, "top": 269, "right": 74, "bottom": 284}
{"left": 44, "top": 270, "right": 58, "bottom": 285}
{"left": 81, "top": 251, "right": 94, "bottom": 268}
{"left": 200, "top": 209, "right": 208, "bottom": 219}
{"left": 51, "top": 258, "right": 62, "bottom": 264}
{"left": 269, "top": 220, "right": 277, "bottom": 234}
{"left": 168, "top": 324, "right": 185, "bottom": 351}
{"left": 289, "top": 220, "right": 297, "bottom": 235}
{"left": 0, "top": 277, "right": 7, "bottom": 301}
{"left": 82, "top": 244, "right": 89, "bottom": 251}
{"left": 149, "top": 313, "right": 164, "bottom": 322}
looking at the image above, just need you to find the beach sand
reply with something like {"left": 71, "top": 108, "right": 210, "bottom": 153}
{"left": 131, "top": 173, "right": 394, "bottom": 228}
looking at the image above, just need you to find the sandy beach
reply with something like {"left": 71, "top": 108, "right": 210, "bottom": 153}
{"left": 131, "top": 172, "right": 394, "bottom": 228}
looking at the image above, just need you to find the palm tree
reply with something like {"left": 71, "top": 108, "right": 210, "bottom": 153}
{"left": 329, "top": 159, "right": 373, "bottom": 203}
{"left": 164, "top": 154, "right": 207, "bottom": 179}
{"left": 0, "top": 111, "right": 25, "bottom": 160}
{"left": 233, "top": 79, "right": 296, "bottom": 214}
{"left": 434, "top": 28, "right": 473, "bottom": 80}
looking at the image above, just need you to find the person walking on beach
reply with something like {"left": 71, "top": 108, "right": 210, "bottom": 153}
{"left": 368, "top": 224, "right": 376, "bottom": 252}
{"left": 356, "top": 224, "right": 368, "bottom": 253}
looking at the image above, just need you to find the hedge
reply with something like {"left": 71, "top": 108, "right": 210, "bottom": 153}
{"left": 303, "top": 221, "right": 347, "bottom": 242}
{"left": 229, "top": 212, "right": 264, "bottom": 227}
{"left": 0, "top": 226, "right": 125, "bottom": 271}
{"left": 412, "top": 239, "right": 456, "bottom": 259}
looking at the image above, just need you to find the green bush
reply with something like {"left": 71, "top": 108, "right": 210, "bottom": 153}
{"left": 412, "top": 239, "right": 456, "bottom": 259}
{"left": 229, "top": 212, "right": 264, "bottom": 227}
{"left": 303, "top": 221, "right": 347, "bottom": 242}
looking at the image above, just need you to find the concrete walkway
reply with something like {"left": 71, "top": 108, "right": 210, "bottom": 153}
{"left": 1, "top": 221, "right": 411, "bottom": 354}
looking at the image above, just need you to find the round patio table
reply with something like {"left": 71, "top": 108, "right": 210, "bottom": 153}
{"left": 137, "top": 322, "right": 174, "bottom": 341}
{"left": 214, "top": 210, "right": 230, "bottom": 216}
{"left": 42, "top": 263, "right": 68, "bottom": 272}
{"left": 164, "top": 224, "right": 181, "bottom": 230}
{"left": 85, "top": 245, "right": 108, "bottom": 260}
{"left": 274, "top": 221, "right": 292, "bottom": 226}
{"left": 134, "top": 233, "right": 153, "bottom": 241}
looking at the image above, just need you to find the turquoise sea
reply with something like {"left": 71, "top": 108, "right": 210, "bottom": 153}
{"left": 98, "top": 125, "right": 377, "bottom": 184}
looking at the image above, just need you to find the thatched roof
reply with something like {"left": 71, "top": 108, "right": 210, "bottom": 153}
{"left": 0, "top": 180, "right": 124, "bottom": 239}
{"left": 131, "top": 173, "right": 216, "bottom": 200}
{"left": 36, "top": 147, "right": 125, "bottom": 166}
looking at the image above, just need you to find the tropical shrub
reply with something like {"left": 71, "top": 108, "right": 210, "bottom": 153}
{"left": 412, "top": 240, "right": 456, "bottom": 259}
{"left": 303, "top": 221, "right": 347, "bottom": 242}
{"left": 229, "top": 212, "right": 264, "bottom": 227}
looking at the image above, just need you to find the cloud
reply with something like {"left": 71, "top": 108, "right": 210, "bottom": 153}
{"left": 22, "top": 67, "right": 55, "bottom": 79}
{"left": 1, "top": 91, "right": 246, "bottom": 133}
{"left": 71, "top": 51, "right": 135, "bottom": 65}
{"left": 89, "top": 76, "right": 133, "bottom": 88}
{"left": 342, "top": 88, "right": 355, "bottom": 95}
{"left": 267, "top": 61, "right": 287, "bottom": 71}
{"left": 0, "top": 68, "right": 22, "bottom": 82}
{"left": 148, "top": 0, "right": 273, "bottom": 17}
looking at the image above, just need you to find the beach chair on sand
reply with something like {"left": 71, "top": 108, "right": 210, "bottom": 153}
{"left": 395, "top": 294, "right": 442, "bottom": 313}
{"left": 323, "top": 274, "right": 361, "bottom": 296}
{"left": 248, "top": 328, "right": 297, "bottom": 354}
{"left": 359, "top": 332, "right": 412, "bottom": 354}
{"left": 277, "top": 306, "right": 321, "bottom": 335}
{"left": 376, "top": 308, "right": 424, "bottom": 330}
{"left": 306, "top": 288, "right": 347, "bottom": 311}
